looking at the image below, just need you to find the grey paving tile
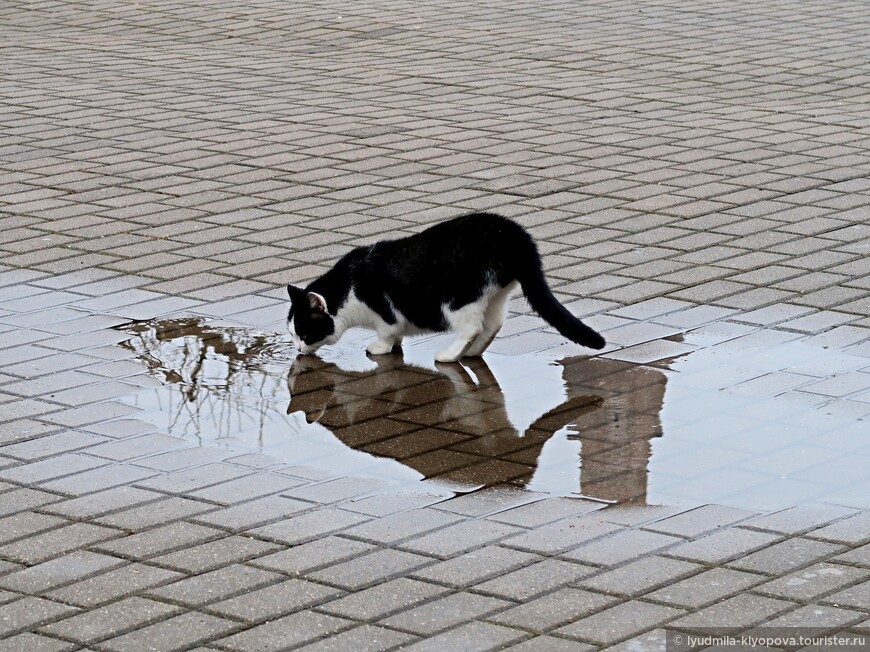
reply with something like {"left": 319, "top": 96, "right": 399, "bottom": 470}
{"left": 45, "top": 562, "right": 184, "bottom": 608}
{"left": 319, "top": 578, "right": 450, "bottom": 621}
{"left": 556, "top": 600, "right": 683, "bottom": 645}
{"left": 502, "top": 636, "right": 596, "bottom": 652}
{"left": 646, "top": 567, "right": 765, "bottom": 609}
{"left": 501, "top": 516, "right": 622, "bottom": 555}
{"left": 294, "top": 625, "right": 418, "bottom": 652}
{"left": 145, "top": 564, "right": 283, "bottom": 607}
{"left": 401, "top": 621, "right": 528, "bottom": 652}
{"left": 579, "top": 556, "right": 703, "bottom": 597}
{"left": 562, "top": 528, "right": 683, "bottom": 567}
{"left": 99, "top": 611, "right": 242, "bottom": 652}
{"left": 411, "top": 545, "right": 539, "bottom": 588}
{"left": 307, "top": 547, "right": 435, "bottom": 590}
{"left": 38, "top": 597, "right": 182, "bottom": 645}
{"left": 206, "top": 578, "right": 343, "bottom": 623}
{"left": 216, "top": 610, "right": 355, "bottom": 651}
{"left": 728, "top": 537, "right": 848, "bottom": 575}
{"left": 473, "top": 558, "right": 597, "bottom": 601}
{"left": 380, "top": 591, "right": 510, "bottom": 636}
{"left": 150, "top": 535, "right": 282, "bottom": 574}
{"left": 669, "top": 593, "right": 797, "bottom": 632}
{"left": 487, "top": 588, "right": 618, "bottom": 632}
{"left": 398, "top": 519, "right": 521, "bottom": 558}
{"left": 756, "top": 562, "right": 870, "bottom": 602}
{"left": 0, "top": 633, "right": 80, "bottom": 652}
{"left": 0, "top": 596, "right": 80, "bottom": 637}
{"left": 664, "top": 527, "right": 783, "bottom": 564}
{"left": 0, "top": 550, "right": 125, "bottom": 593}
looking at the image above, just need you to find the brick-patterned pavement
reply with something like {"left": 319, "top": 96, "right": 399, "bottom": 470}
{"left": 1, "top": 0, "right": 869, "bottom": 649}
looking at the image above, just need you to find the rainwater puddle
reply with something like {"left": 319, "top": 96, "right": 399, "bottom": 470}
{"left": 118, "top": 318, "right": 870, "bottom": 510}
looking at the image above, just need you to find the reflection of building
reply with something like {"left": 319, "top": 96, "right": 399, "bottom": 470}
{"left": 121, "top": 318, "right": 667, "bottom": 504}
{"left": 559, "top": 358, "right": 666, "bottom": 504}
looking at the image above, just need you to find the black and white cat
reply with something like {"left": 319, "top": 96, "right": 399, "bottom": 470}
{"left": 287, "top": 212, "right": 605, "bottom": 363}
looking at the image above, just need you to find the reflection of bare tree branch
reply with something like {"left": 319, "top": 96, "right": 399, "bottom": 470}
{"left": 119, "top": 318, "right": 295, "bottom": 446}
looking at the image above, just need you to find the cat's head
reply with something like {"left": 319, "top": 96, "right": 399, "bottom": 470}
{"left": 287, "top": 284, "right": 337, "bottom": 354}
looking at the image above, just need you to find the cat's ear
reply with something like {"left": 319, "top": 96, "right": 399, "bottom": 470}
{"left": 287, "top": 284, "right": 303, "bottom": 299}
{"left": 307, "top": 292, "right": 328, "bottom": 313}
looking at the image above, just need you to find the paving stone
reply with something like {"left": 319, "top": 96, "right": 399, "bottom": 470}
{"left": 307, "top": 547, "right": 435, "bottom": 590}
{"left": 207, "top": 578, "right": 343, "bottom": 623}
{"left": 502, "top": 516, "right": 622, "bottom": 555}
{"left": 670, "top": 594, "right": 798, "bottom": 632}
{"left": 757, "top": 562, "right": 870, "bottom": 602}
{"left": 502, "top": 636, "right": 596, "bottom": 652}
{"left": 0, "top": 521, "right": 122, "bottom": 564}
{"left": 0, "top": 596, "right": 80, "bottom": 637}
{"left": 728, "top": 537, "right": 848, "bottom": 575}
{"left": 38, "top": 597, "right": 182, "bottom": 645}
{"left": 0, "top": 487, "right": 63, "bottom": 517}
{"left": 41, "top": 486, "right": 163, "bottom": 520}
{"left": 150, "top": 535, "right": 282, "bottom": 574}
{"left": 665, "top": 527, "right": 783, "bottom": 564}
{"left": 473, "top": 558, "right": 597, "bottom": 601}
{"left": 99, "top": 611, "right": 242, "bottom": 652}
{"left": 644, "top": 505, "right": 755, "bottom": 538}
{"left": 411, "top": 545, "right": 539, "bottom": 588}
{"left": 758, "top": 603, "right": 866, "bottom": 630}
{"left": 381, "top": 591, "right": 511, "bottom": 636}
{"left": 192, "top": 494, "right": 312, "bottom": 531}
{"left": 744, "top": 504, "right": 859, "bottom": 535}
{"left": 250, "top": 535, "right": 377, "bottom": 576}
{"left": 294, "top": 625, "right": 419, "bottom": 652}
{"left": 94, "top": 522, "right": 226, "bottom": 560}
{"left": 488, "top": 587, "right": 618, "bottom": 632}
{"left": 556, "top": 600, "right": 684, "bottom": 645}
{"left": 45, "top": 562, "right": 184, "bottom": 608}
{"left": 343, "top": 509, "right": 462, "bottom": 545}
{"left": 401, "top": 621, "right": 528, "bottom": 652}
{"left": 562, "top": 528, "right": 683, "bottom": 567}
{"left": 646, "top": 567, "right": 765, "bottom": 608}
{"left": 249, "top": 507, "right": 371, "bottom": 545}
{"left": 487, "top": 496, "right": 603, "bottom": 528}
{"left": 319, "top": 578, "right": 450, "bottom": 621}
{"left": 0, "top": 633, "right": 80, "bottom": 652}
{"left": 95, "top": 496, "right": 217, "bottom": 530}
{"left": 217, "top": 610, "right": 355, "bottom": 651}
{"left": 399, "top": 519, "right": 521, "bottom": 558}
{"left": 146, "top": 564, "right": 283, "bottom": 607}
{"left": 579, "top": 556, "right": 703, "bottom": 597}
{"left": 806, "top": 511, "right": 870, "bottom": 545}
{"left": 832, "top": 543, "right": 870, "bottom": 567}
{"left": 0, "top": 550, "right": 125, "bottom": 593}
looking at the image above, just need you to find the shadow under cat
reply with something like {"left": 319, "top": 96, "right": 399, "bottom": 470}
{"left": 120, "top": 318, "right": 666, "bottom": 505}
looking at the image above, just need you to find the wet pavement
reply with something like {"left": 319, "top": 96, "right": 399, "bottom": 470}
{"left": 2, "top": 0, "right": 870, "bottom": 649}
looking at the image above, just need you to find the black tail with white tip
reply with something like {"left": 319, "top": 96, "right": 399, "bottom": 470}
{"left": 519, "top": 262, "right": 606, "bottom": 350}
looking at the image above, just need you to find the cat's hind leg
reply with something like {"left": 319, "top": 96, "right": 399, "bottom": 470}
{"left": 465, "top": 281, "right": 517, "bottom": 357}
{"left": 436, "top": 300, "right": 486, "bottom": 363}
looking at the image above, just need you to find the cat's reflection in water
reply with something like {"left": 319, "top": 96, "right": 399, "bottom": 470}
{"left": 286, "top": 350, "right": 665, "bottom": 503}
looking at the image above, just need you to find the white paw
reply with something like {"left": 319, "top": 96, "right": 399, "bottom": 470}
{"left": 435, "top": 349, "right": 461, "bottom": 363}
{"left": 366, "top": 340, "right": 394, "bottom": 355}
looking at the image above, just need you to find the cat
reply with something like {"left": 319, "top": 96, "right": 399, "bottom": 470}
{"left": 286, "top": 212, "right": 606, "bottom": 363}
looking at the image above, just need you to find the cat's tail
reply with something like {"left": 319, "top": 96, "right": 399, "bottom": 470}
{"left": 518, "top": 260, "right": 606, "bottom": 350}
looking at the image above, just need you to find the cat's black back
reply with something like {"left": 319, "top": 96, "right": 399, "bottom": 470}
{"left": 322, "top": 213, "right": 534, "bottom": 331}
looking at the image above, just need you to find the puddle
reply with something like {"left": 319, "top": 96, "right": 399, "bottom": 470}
{"left": 118, "top": 318, "right": 870, "bottom": 510}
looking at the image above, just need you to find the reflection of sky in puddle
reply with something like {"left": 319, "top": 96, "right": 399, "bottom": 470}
{"left": 119, "top": 318, "right": 870, "bottom": 510}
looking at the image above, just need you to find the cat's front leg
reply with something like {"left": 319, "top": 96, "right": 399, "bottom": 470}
{"left": 366, "top": 332, "right": 402, "bottom": 356}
